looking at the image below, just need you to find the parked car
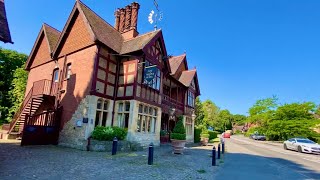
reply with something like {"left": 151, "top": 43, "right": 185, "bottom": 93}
{"left": 283, "top": 138, "right": 320, "bottom": 154}
{"left": 250, "top": 133, "right": 266, "bottom": 141}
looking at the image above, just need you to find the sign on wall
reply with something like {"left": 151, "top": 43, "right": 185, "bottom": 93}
{"left": 143, "top": 65, "right": 157, "bottom": 84}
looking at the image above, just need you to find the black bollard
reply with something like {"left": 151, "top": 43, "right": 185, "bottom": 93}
{"left": 217, "top": 143, "right": 221, "bottom": 159}
{"left": 222, "top": 142, "right": 225, "bottom": 154}
{"left": 112, "top": 137, "right": 118, "bottom": 155}
{"left": 212, "top": 146, "right": 216, "bottom": 166}
{"left": 148, "top": 143, "right": 154, "bottom": 165}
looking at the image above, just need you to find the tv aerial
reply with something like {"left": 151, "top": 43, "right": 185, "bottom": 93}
{"left": 148, "top": 0, "right": 163, "bottom": 30}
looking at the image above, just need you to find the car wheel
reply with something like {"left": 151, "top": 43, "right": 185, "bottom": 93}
{"left": 284, "top": 144, "right": 288, "bottom": 150}
{"left": 298, "top": 146, "right": 302, "bottom": 153}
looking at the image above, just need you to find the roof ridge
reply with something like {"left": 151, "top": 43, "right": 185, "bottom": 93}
{"left": 123, "top": 29, "right": 161, "bottom": 43}
{"left": 77, "top": 0, "right": 123, "bottom": 38}
{"left": 42, "top": 23, "right": 61, "bottom": 33}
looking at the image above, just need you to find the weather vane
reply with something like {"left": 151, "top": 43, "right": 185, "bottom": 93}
{"left": 148, "top": 0, "right": 163, "bottom": 30}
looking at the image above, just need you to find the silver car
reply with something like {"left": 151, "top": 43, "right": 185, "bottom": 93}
{"left": 283, "top": 138, "right": 320, "bottom": 154}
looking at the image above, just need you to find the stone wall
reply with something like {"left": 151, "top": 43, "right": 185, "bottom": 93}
{"left": 58, "top": 95, "right": 114, "bottom": 150}
{"left": 89, "top": 139, "right": 143, "bottom": 152}
{"left": 126, "top": 100, "right": 162, "bottom": 147}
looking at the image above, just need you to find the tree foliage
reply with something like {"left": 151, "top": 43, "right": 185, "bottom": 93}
{"left": 202, "top": 100, "right": 220, "bottom": 128}
{"left": 195, "top": 97, "right": 204, "bottom": 126}
{"left": 273, "top": 102, "right": 316, "bottom": 121}
{"left": 0, "top": 48, "right": 27, "bottom": 123}
{"left": 248, "top": 96, "right": 278, "bottom": 125}
{"left": 233, "top": 114, "right": 247, "bottom": 125}
{"left": 246, "top": 97, "right": 320, "bottom": 142}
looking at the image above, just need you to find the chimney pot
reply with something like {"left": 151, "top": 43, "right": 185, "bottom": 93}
{"left": 114, "top": 9, "right": 120, "bottom": 31}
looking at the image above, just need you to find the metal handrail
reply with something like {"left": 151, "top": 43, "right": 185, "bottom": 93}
{"left": 8, "top": 79, "right": 57, "bottom": 134}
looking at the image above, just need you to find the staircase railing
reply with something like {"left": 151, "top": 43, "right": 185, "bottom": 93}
{"left": 8, "top": 79, "right": 58, "bottom": 134}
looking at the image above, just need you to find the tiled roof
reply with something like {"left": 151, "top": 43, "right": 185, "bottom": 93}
{"left": 0, "top": 0, "right": 12, "bottom": 43}
{"left": 168, "top": 54, "right": 186, "bottom": 75}
{"left": 178, "top": 69, "right": 196, "bottom": 87}
{"left": 78, "top": 1, "right": 123, "bottom": 53}
{"left": 43, "top": 24, "right": 61, "bottom": 53}
{"left": 25, "top": 24, "right": 61, "bottom": 70}
{"left": 120, "top": 30, "right": 160, "bottom": 54}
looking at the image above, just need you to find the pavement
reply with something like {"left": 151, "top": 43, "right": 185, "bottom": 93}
{"left": 215, "top": 135, "right": 320, "bottom": 180}
{"left": 1, "top": 137, "right": 319, "bottom": 180}
{"left": 0, "top": 140, "right": 219, "bottom": 180}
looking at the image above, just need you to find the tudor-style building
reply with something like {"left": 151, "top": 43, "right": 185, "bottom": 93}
{"left": 6, "top": 1, "right": 200, "bottom": 148}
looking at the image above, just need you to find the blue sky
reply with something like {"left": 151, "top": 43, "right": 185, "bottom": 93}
{"left": 2, "top": 0, "right": 320, "bottom": 115}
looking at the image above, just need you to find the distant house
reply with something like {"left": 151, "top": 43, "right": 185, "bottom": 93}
{"left": 0, "top": 0, "right": 12, "bottom": 43}
{"left": 5, "top": 1, "right": 200, "bottom": 148}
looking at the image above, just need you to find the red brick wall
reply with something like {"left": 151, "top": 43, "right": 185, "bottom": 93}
{"left": 58, "top": 11, "right": 94, "bottom": 57}
{"left": 59, "top": 46, "right": 97, "bottom": 126}
{"left": 25, "top": 61, "right": 56, "bottom": 97}
{"left": 30, "top": 33, "right": 52, "bottom": 69}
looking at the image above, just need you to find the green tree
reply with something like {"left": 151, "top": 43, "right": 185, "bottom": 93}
{"left": 0, "top": 48, "right": 27, "bottom": 123}
{"left": 217, "top": 109, "right": 233, "bottom": 131}
{"left": 233, "top": 114, "right": 247, "bottom": 125}
{"left": 248, "top": 96, "right": 278, "bottom": 125}
{"left": 202, "top": 100, "right": 220, "bottom": 128}
{"left": 6, "top": 67, "right": 28, "bottom": 122}
{"left": 273, "top": 102, "right": 316, "bottom": 121}
{"left": 195, "top": 97, "right": 204, "bottom": 126}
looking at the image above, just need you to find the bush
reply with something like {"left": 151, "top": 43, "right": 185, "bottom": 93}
{"left": 194, "top": 128, "right": 202, "bottom": 143}
{"left": 91, "top": 126, "right": 127, "bottom": 141}
{"left": 208, "top": 130, "right": 217, "bottom": 140}
{"left": 201, "top": 133, "right": 210, "bottom": 138}
{"left": 171, "top": 117, "right": 186, "bottom": 140}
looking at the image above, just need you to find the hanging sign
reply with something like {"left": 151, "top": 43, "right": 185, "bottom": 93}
{"left": 144, "top": 65, "right": 157, "bottom": 84}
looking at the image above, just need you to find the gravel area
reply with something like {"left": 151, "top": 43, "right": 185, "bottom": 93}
{"left": 0, "top": 140, "right": 222, "bottom": 180}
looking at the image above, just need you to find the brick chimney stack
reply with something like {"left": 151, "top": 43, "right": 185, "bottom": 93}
{"left": 114, "top": 2, "right": 140, "bottom": 40}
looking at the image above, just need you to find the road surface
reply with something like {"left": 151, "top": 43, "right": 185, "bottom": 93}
{"left": 215, "top": 135, "right": 320, "bottom": 180}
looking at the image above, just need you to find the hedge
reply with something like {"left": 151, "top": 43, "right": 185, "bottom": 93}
{"left": 208, "top": 130, "right": 218, "bottom": 140}
{"left": 194, "top": 128, "right": 202, "bottom": 143}
{"left": 92, "top": 126, "right": 127, "bottom": 141}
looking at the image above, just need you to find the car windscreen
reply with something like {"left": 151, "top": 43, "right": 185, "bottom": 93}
{"left": 296, "top": 139, "right": 316, "bottom": 144}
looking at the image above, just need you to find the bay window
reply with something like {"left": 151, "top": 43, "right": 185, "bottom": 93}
{"left": 95, "top": 99, "right": 109, "bottom": 127}
{"left": 137, "top": 104, "right": 158, "bottom": 133}
{"left": 187, "top": 91, "right": 195, "bottom": 107}
{"left": 117, "top": 102, "right": 130, "bottom": 128}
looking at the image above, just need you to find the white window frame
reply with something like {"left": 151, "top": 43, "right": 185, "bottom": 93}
{"left": 95, "top": 99, "right": 109, "bottom": 127}
{"left": 137, "top": 104, "right": 158, "bottom": 133}
{"left": 185, "top": 117, "right": 193, "bottom": 135}
{"left": 117, "top": 101, "right": 130, "bottom": 128}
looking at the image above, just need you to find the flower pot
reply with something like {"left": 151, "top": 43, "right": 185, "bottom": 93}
{"left": 200, "top": 137, "right": 209, "bottom": 146}
{"left": 160, "top": 135, "right": 169, "bottom": 144}
{"left": 171, "top": 139, "right": 186, "bottom": 154}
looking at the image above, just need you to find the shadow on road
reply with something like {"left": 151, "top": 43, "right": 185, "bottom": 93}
{"left": 218, "top": 152, "right": 320, "bottom": 180}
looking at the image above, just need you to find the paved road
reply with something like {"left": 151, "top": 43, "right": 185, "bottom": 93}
{"left": 215, "top": 135, "right": 320, "bottom": 180}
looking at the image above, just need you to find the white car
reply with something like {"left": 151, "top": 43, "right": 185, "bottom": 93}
{"left": 283, "top": 138, "right": 320, "bottom": 154}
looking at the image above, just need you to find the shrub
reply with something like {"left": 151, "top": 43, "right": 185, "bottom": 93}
{"left": 208, "top": 130, "right": 217, "bottom": 140}
{"left": 201, "top": 133, "right": 210, "bottom": 138}
{"left": 91, "top": 126, "right": 127, "bottom": 141}
{"left": 112, "top": 126, "right": 128, "bottom": 140}
{"left": 171, "top": 117, "right": 186, "bottom": 140}
{"left": 194, "top": 128, "right": 202, "bottom": 143}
